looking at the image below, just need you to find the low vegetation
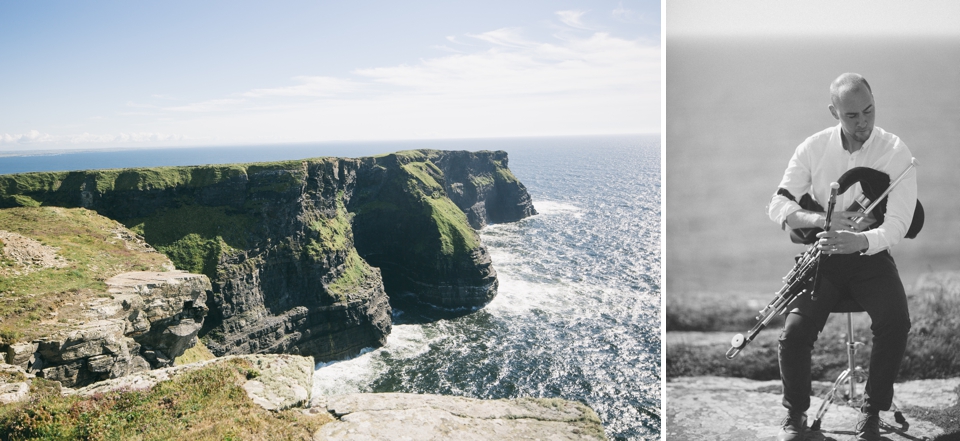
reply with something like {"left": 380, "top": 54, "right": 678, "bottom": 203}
{"left": 400, "top": 160, "right": 480, "bottom": 256}
{"left": 327, "top": 249, "right": 373, "bottom": 302}
{"left": 667, "top": 273, "right": 960, "bottom": 381}
{"left": 0, "top": 358, "right": 333, "bottom": 440}
{"left": 125, "top": 205, "right": 254, "bottom": 281}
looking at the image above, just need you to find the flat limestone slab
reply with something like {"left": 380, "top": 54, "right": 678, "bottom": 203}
{"left": 667, "top": 376, "right": 958, "bottom": 441}
{"left": 315, "top": 393, "right": 606, "bottom": 440}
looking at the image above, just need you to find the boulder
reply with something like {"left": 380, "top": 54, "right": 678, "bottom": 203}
{"left": 0, "top": 363, "right": 33, "bottom": 404}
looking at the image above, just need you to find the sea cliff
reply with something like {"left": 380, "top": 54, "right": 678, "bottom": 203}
{"left": 0, "top": 150, "right": 536, "bottom": 365}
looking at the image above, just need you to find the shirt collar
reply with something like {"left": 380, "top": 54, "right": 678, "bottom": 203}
{"left": 834, "top": 123, "right": 874, "bottom": 154}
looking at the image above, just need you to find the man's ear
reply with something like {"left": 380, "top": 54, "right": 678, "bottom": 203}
{"left": 828, "top": 104, "right": 839, "bottom": 120}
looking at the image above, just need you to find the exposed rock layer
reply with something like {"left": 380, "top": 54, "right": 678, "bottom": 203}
{"left": 28, "top": 271, "right": 209, "bottom": 388}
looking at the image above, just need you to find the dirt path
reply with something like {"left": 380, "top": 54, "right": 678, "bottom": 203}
{"left": 0, "top": 229, "right": 68, "bottom": 275}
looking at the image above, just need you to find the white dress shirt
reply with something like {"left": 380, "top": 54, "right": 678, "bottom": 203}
{"left": 767, "top": 124, "right": 917, "bottom": 255}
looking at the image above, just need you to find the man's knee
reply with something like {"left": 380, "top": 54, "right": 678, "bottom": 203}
{"left": 779, "top": 314, "right": 820, "bottom": 349}
{"left": 872, "top": 310, "right": 911, "bottom": 337}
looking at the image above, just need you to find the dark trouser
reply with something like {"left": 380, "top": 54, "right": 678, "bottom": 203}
{"left": 779, "top": 250, "right": 911, "bottom": 414}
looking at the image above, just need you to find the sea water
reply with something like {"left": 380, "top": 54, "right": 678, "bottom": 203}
{"left": 1, "top": 134, "right": 662, "bottom": 440}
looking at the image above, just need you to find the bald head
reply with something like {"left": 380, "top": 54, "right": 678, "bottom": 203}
{"left": 830, "top": 73, "right": 873, "bottom": 106}
{"left": 828, "top": 73, "right": 876, "bottom": 150}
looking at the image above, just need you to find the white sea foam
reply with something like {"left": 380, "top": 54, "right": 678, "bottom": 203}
{"left": 531, "top": 200, "right": 580, "bottom": 216}
{"left": 313, "top": 324, "right": 434, "bottom": 397}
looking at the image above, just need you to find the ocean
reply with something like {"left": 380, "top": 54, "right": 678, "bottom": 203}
{"left": 1, "top": 134, "right": 663, "bottom": 440}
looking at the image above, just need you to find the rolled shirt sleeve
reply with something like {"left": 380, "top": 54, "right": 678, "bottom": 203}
{"left": 768, "top": 140, "right": 813, "bottom": 230}
{"left": 858, "top": 145, "right": 916, "bottom": 255}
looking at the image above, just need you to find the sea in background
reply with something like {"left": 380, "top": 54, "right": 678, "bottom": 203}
{"left": 0, "top": 134, "right": 662, "bottom": 440}
{"left": 666, "top": 36, "right": 960, "bottom": 307}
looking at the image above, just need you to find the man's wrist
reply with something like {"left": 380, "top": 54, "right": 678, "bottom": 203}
{"left": 856, "top": 233, "right": 870, "bottom": 253}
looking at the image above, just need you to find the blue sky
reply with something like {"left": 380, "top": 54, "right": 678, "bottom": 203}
{"left": 0, "top": 0, "right": 660, "bottom": 151}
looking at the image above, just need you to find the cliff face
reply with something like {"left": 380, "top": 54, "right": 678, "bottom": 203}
{"left": 0, "top": 150, "right": 536, "bottom": 362}
{"left": 427, "top": 150, "right": 537, "bottom": 229}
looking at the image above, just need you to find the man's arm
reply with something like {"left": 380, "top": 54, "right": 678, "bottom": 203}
{"left": 784, "top": 209, "right": 825, "bottom": 230}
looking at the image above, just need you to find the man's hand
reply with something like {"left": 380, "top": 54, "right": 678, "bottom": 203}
{"left": 817, "top": 230, "right": 869, "bottom": 254}
{"left": 830, "top": 210, "right": 876, "bottom": 232}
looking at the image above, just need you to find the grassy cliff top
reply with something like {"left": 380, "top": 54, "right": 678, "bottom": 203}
{"left": 0, "top": 149, "right": 515, "bottom": 204}
{"left": 0, "top": 207, "right": 173, "bottom": 343}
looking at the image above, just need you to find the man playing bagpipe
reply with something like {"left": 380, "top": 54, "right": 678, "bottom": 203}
{"left": 767, "top": 73, "right": 919, "bottom": 441}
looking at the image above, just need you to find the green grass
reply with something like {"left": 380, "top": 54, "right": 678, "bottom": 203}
{"left": 305, "top": 202, "right": 353, "bottom": 258}
{"left": 326, "top": 249, "right": 374, "bottom": 301}
{"left": 397, "top": 159, "right": 480, "bottom": 257}
{"left": 173, "top": 340, "right": 217, "bottom": 367}
{"left": 0, "top": 160, "right": 309, "bottom": 210}
{"left": 0, "top": 358, "right": 333, "bottom": 440}
{"left": 470, "top": 175, "right": 495, "bottom": 188}
{"left": 422, "top": 195, "right": 479, "bottom": 256}
{"left": 125, "top": 205, "right": 254, "bottom": 280}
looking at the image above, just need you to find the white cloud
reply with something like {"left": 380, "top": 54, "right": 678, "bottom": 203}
{"left": 431, "top": 45, "right": 463, "bottom": 54}
{"left": 165, "top": 98, "right": 247, "bottom": 113}
{"left": 0, "top": 130, "right": 187, "bottom": 146}
{"left": 1, "top": 130, "right": 55, "bottom": 144}
{"left": 612, "top": 2, "right": 638, "bottom": 21}
{"left": 126, "top": 101, "right": 158, "bottom": 109}
{"left": 165, "top": 28, "right": 658, "bottom": 142}
{"left": 242, "top": 76, "right": 359, "bottom": 98}
{"left": 466, "top": 28, "right": 534, "bottom": 48}
{"left": 556, "top": 10, "right": 591, "bottom": 29}
{"left": 355, "top": 31, "right": 656, "bottom": 99}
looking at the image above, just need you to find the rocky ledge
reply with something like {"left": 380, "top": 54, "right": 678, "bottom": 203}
{"left": 5, "top": 270, "right": 210, "bottom": 388}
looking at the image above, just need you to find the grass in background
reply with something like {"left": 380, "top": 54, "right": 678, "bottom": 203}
{"left": 667, "top": 272, "right": 960, "bottom": 382}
